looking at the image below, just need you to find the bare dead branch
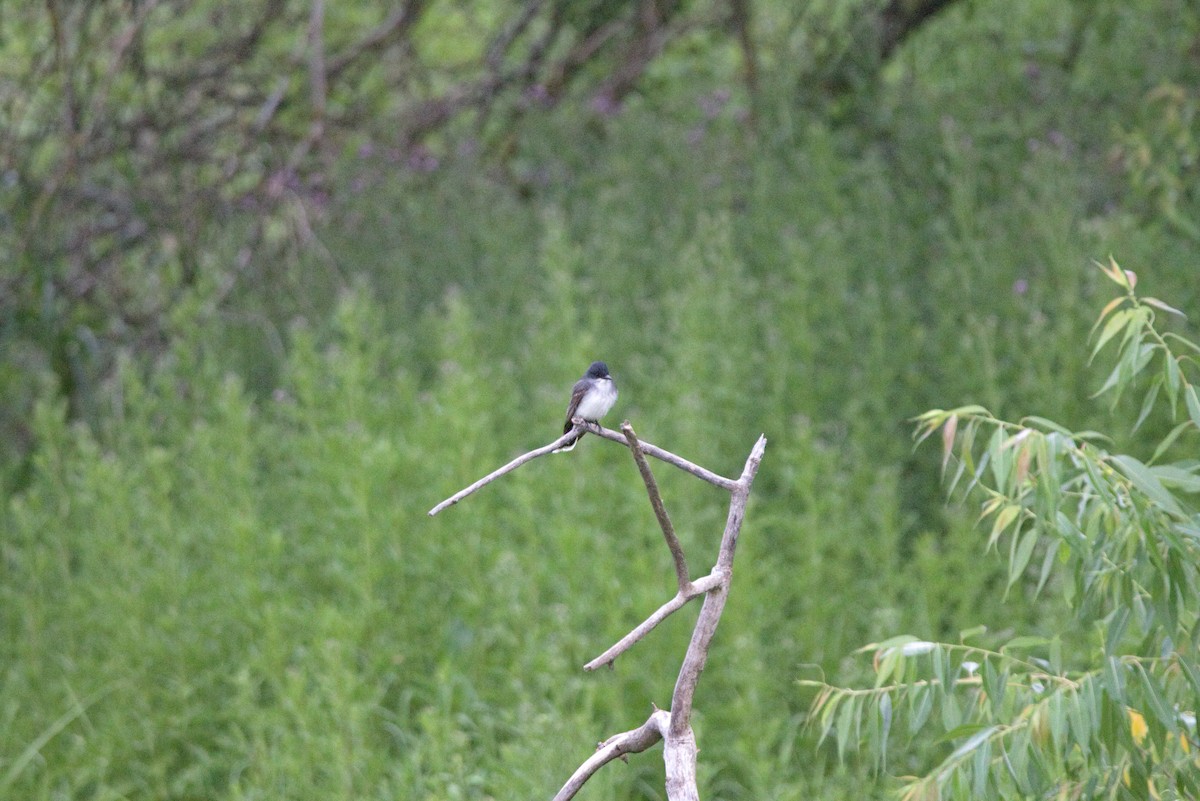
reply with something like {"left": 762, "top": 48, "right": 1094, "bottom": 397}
{"left": 580, "top": 420, "right": 740, "bottom": 491}
{"left": 432, "top": 413, "right": 766, "bottom": 800}
{"left": 668, "top": 434, "right": 766, "bottom": 738}
{"left": 555, "top": 432, "right": 766, "bottom": 801}
{"left": 621, "top": 422, "right": 689, "bottom": 592}
{"left": 555, "top": 699, "right": 700, "bottom": 801}
{"left": 583, "top": 570, "right": 724, "bottom": 672}
{"left": 431, "top": 419, "right": 739, "bottom": 517}
{"left": 427, "top": 429, "right": 579, "bottom": 516}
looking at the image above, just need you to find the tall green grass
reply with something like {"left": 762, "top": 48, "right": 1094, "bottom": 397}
{"left": 5, "top": 0, "right": 1200, "bottom": 798}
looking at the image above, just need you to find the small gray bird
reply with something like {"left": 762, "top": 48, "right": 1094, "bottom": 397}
{"left": 554, "top": 361, "right": 618, "bottom": 452}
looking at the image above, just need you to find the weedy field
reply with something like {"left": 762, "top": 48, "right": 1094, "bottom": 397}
{"left": 3, "top": 1, "right": 1199, "bottom": 798}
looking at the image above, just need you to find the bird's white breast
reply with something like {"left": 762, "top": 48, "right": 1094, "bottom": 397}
{"left": 576, "top": 378, "right": 617, "bottom": 420}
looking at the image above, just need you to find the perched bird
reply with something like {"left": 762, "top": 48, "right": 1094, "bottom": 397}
{"left": 554, "top": 361, "right": 618, "bottom": 452}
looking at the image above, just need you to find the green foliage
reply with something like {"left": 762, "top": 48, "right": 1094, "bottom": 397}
{"left": 806, "top": 266, "right": 1200, "bottom": 799}
{"left": 1116, "top": 84, "right": 1200, "bottom": 242}
{"left": 4, "top": 0, "right": 1200, "bottom": 799}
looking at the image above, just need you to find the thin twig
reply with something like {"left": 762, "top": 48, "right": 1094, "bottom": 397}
{"left": 327, "top": 1, "right": 425, "bottom": 80}
{"left": 583, "top": 571, "right": 724, "bottom": 672}
{"left": 430, "top": 421, "right": 737, "bottom": 516}
{"left": 580, "top": 421, "right": 739, "bottom": 491}
{"left": 307, "top": 0, "right": 327, "bottom": 119}
{"left": 552, "top": 710, "right": 672, "bottom": 801}
{"left": 427, "top": 429, "right": 578, "bottom": 516}
{"left": 622, "top": 422, "right": 690, "bottom": 593}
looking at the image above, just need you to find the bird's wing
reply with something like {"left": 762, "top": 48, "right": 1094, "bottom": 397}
{"left": 563, "top": 378, "right": 589, "bottom": 432}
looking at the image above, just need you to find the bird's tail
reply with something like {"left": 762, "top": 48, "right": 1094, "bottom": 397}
{"left": 553, "top": 423, "right": 583, "bottom": 453}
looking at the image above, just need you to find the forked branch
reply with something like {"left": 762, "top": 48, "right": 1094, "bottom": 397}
{"left": 551, "top": 709, "right": 682, "bottom": 801}
{"left": 428, "top": 420, "right": 737, "bottom": 516}
{"left": 557, "top": 431, "right": 767, "bottom": 801}
{"left": 429, "top": 414, "right": 766, "bottom": 801}
{"left": 583, "top": 569, "right": 724, "bottom": 672}
{"left": 621, "top": 422, "right": 690, "bottom": 592}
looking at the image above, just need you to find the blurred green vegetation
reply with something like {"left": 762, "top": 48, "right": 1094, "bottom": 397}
{"left": 2, "top": 0, "right": 1200, "bottom": 799}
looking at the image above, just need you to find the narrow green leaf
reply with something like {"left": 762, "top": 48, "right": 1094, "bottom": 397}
{"left": 948, "top": 404, "right": 992, "bottom": 418}
{"left": 960, "top": 624, "right": 987, "bottom": 641}
{"left": 1004, "top": 729, "right": 1033, "bottom": 796}
{"left": 1177, "top": 767, "right": 1200, "bottom": 800}
{"left": 835, "top": 693, "right": 856, "bottom": 759}
{"left": 942, "top": 693, "right": 963, "bottom": 731}
{"left": 876, "top": 650, "right": 904, "bottom": 689}
{"left": 1002, "top": 636, "right": 1050, "bottom": 650}
{"left": 1091, "top": 295, "right": 1128, "bottom": 334}
{"left": 1135, "top": 666, "right": 1176, "bottom": 734}
{"left": 1095, "top": 255, "right": 1126, "bottom": 286}
{"left": 1150, "top": 464, "right": 1200, "bottom": 492}
{"left": 989, "top": 504, "right": 1021, "bottom": 550}
{"left": 1133, "top": 373, "right": 1163, "bottom": 433}
{"left": 1178, "top": 523, "right": 1200, "bottom": 545}
{"left": 910, "top": 686, "right": 934, "bottom": 734}
{"left": 1118, "top": 308, "right": 1151, "bottom": 354}
{"left": 1091, "top": 358, "right": 1124, "bottom": 399}
{"left": 1142, "top": 296, "right": 1185, "bottom": 317}
{"left": 852, "top": 694, "right": 864, "bottom": 750}
{"left": 949, "top": 725, "right": 999, "bottom": 761}
{"left": 879, "top": 692, "right": 893, "bottom": 764}
{"left": 987, "top": 426, "right": 1011, "bottom": 495}
{"left": 1020, "top": 416, "right": 1076, "bottom": 436}
{"left": 948, "top": 420, "right": 979, "bottom": 493}
{"left": 1164, "top": 331, "right": 1200, "bottom": 355}
{"left": 1177, "top": 654, "right": 1200, "bottom": 697}
{"left": 946, "top": 452, "right": 970, "bottom": 498}
{"left": 1128, "top": 341, "right": 1157, "bottom": 384}
{"left": 941, "top": 414, "right": 958, "bottom": 475}
{"left": 870, "top": 634, "right": 921, "bottom": 652}
{"left": 1007, "top": 526, "right": 1039, "bottom": 589}
{"left": 1090, "top": 309, "right": 1131, "bottom": 361}
{"left": 937, "top": 722, "right": 991, "bottom": 744}
{"left": 1186, "top": 384, "right": 1200, "bottom": 431}
{"left": 971, "top": 736, "right": 991, "bottom": 797}
{"left": 984, "top": 659, "right": 1008, "bottom": 716}
{"left": 967, "top": 449, "right": 992, "bottom": 497}
{"left": 1067, "top": 691, "right": 1090, "bottom": 755}
{"left": 1048, "top": 690, "right": 1066, "bottom": 750}
{"left": 1149, "top": 420, "right": 1192, "bottom": 464}
{"left": 1105, "top": 607, "right": 1130, "bottom": 656}
{"left": 1102, "top": 656, "right": 1125, "bottom": 703}
{"left": 818, "top": 690, "right": 843, "bottom": 743}
{"left": 1166, "top": 353, "right": 1182, "bottom": 405}
{"left": 1035, "top": 538, "right": 1059, "bottom": 597}
{"left": 1111, "top": 454, "right": 1186, "bottom": 517}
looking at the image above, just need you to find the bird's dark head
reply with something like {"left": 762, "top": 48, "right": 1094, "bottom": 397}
{"left": 586, "top": 361, "right": 611, "bottom": 379}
